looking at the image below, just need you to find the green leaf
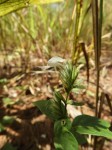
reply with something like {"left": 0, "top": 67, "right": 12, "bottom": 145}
{"left": 54, "top": 119, "right": 72, "bottom": 135}
{"left": 0, "top": 78, "right": 7, "bottom": 84}
{"left": 72, "top": 88, "right": 82, "bottom": 94}
{"left": 74, "top": 126, "right": 112, "bottom": 139}
{"left": 54, "top": 120, "right": 78, "bottom": 150}
{"left": 2, "top": 143, "right": 17, "bottom": 150}
{"left": 0, "top": 0, "right": 29, "bottom": 17}
{"left": 33, "top": 100, "right": 54, "bottom": 120}
{"left": 72, "top": 115, "right": 112, "bottom": 139}
{"left": 53, "top": 91, "right": 67, "bottom": 119}
{"left": 73, "top": 102, "right": 84, "bottom": 106}
{"left": 60, "top": 63, "right": 79, "bottom": 94}
{"left": 0, "top": 0, "right": 63, "bottom": 17}
{"left": 71, "top": 131, "right": 87, "bottom": 145}
{"left": 34, "top": 96, "right": 67, "bottom": 121}
{"left": 0, "top": 123, "right": 4, "bottom": 132}
{"left": 54, "top": 131, "right": 78, "bottom": 150}
{"left": 73, "top": 115, "right": 110, "bottom": 128}
{"left": 31, "top": 0, "right": 64, "bottom": 5}
{"left": 1, "top": 116, "right": 15, "bottom": 125}
{"left": 72, "top": 80, "right": 85, "bottom": 94}
{"left": 54, "top": 91, "right": 66, "bottom": 104}
{"left": 2, "top": 97, "right": 16, "bottom": 106}
{"left": 73, "top": 83, "right": 85, "bottom": 90}
{"left": 67, "top": 100, "right": 84, "bottom": 106}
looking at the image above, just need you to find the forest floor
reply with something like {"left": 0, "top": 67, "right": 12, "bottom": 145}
{"left": 0, "top": 47, "right": 112, "bottom": 150}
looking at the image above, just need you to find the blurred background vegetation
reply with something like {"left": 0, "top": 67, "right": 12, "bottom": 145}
{"left": 0, "top": 0, "right": 112, "bottom": 76}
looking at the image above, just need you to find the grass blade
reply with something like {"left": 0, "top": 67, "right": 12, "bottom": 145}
{"left": 80, "top": 42, "right": 89, "bottom": 83}
{"left": 72, "top": 0, "right": 83, "bottom": 63}
{"left": 92, "top": 0, "right": 101, "bottom": 117}
{"left": 72, "top": 0, "right": 91, "bottom": 65}
{"left": 92, "top": 0, "right": 104, "bottom": 149}
{"left": 0, "top": 0, "right": 64, "bottom": 16}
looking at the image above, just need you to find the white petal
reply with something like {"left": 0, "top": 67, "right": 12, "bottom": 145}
{"left": 48, "top": 56, "right": 65, "bottom": 67}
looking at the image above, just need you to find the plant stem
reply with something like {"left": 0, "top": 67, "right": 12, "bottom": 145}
{"left": 92, "top": 0, "right": 100, "bottom": 117}
{"left": 72, "top": 0, "right": 83, "bottom": 63}
{"left": 65, "top": 92, "right": 69, "bottom": 116}
{"left": 92, "top": 0, "right": 99, "bottom": 149}
{"left": 92, "top": 0, "right": 103, "bottom": 149}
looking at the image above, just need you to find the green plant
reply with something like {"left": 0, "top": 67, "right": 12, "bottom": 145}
{"left": 2, "top": 143, "right": 17, "bottom": 150}
{"left": 0, "top": 0, "right": 64, "bottom": 17}
{"left": 34, "top": 58, "right": 112, "bottom": 150}
{"left": 0, "top": 116, "right": 15, "bottom": 132}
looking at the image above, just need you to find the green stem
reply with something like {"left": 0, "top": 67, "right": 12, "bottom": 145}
{"left": 72, "top": 0, "right": 83, "bottom": 63}
{"left": 92, "top": 0, "right": 103, "bottom": 149}
{"left": 92, "top": 0, "right": 100, "bottom": 118}
{"left": 65, "top": 92, "right": 69, "bottom": 117}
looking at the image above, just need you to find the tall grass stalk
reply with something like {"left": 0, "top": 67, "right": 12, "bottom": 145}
{"left": 92, "top": 0, "right": 100, "bottom": 118}
{"left": 92, "top": 0, "right": 103, "bottom": 149}
{"left": 29, "top": 6, "right": 35, "bottom": 38}
{"left": 72, "top": 0, "right": 83, "bottom": 63}
{"left": 72, "top": 0, "right": 91, "bottom": 64}
{"left": 92, "top": 0, "right": 103, "bottom": 118}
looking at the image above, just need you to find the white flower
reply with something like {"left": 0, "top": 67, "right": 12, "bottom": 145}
{"left": 67, "top": 104, "right": 82, "bottom": 119}
{"left": 48, "top": 56, "right": 66, "bottom": 68}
